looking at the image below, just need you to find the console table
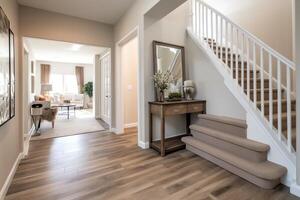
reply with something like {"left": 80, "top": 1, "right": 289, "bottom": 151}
{"left": 149, "top": 100, "right": 206, "bottom": 156}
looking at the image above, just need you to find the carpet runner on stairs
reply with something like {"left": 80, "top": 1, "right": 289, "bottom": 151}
{"left": 182, "top": 114, "right": 287, "bottom": 189}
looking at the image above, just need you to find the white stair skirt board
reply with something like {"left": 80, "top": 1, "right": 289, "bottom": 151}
{"left": 0, "top": 153, "right": 23, "bottom": 200}
{"left": 186, "top": 29, "right": 296, "bottom": 187}
{"left": 124, "top": 123, "right": 138, "bottom": 128}
{"left": 291, "top": 183, "right": 300, "bottom": 197}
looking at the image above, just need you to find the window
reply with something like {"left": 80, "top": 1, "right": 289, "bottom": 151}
{"left": 50, "top": 74, "right": 78, "bottom": 94}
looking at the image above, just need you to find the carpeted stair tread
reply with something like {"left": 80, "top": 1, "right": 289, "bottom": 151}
{"left": 190, "top": 125, "right": 269, "bottom": 152}
{"left": 197, "top": 114, "right": 247, "bottom": 128}
{"left": 182, "top": 136, "right": 287, "bottom": 181}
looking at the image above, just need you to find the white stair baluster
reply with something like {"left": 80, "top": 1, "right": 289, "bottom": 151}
{"left": 235, "top": 29, "right": 239, "bottom": 84}
{"left": 220, "top": 18, "right": 223, "bottom": 62}
{"left": 247, "top": 37, "right": 250, "bottom": 100}
{"left": 277, "top": 59, "right": 282, "bottom": 141}
{"left": 241, "top": 33, "right": 244, "bottom": 90}
{"left": 196, "top": 1, "right": 200, "bottom": 38}
{"left": 231, "top": 25, "right": 234, "bottom": 77}
{"left": 216, "top": 14, "right": 219, "bottom": 57}
{"left": 260, "top": 47, "right": 264, "bottom": 115}
{"left": 192, "top": 0, "right": 196, "bottom": 33}
{"left": 253, "top": 41, "right": 257, "bottom": 106}
{"left": 286, "top": 67, "right": 292, "bottom": 152}
{"left": 226, "top": 20, "right": 229, "bottom": 67}
{"left": 269, "top": 54, "right": 273, "bottom": 128}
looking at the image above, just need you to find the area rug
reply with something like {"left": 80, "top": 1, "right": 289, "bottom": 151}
{"left": 31, "top": 110, "right": 105, "bottom": 140}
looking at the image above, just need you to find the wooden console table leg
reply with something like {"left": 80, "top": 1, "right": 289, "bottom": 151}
{"left": 160, "top": 106, "right": 165, "bottom": 157}
{"left": 186, "top": 113, "right": 191, "bottom": 135}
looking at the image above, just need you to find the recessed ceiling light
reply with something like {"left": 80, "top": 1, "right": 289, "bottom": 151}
{"left": 70, "top": 44, "right": 82, "bottom": 51}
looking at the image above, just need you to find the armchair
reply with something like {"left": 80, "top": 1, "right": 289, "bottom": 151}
{"left": 32, "top": 99, "right": 58, "bottom": 128}
{"left": 42, "top": 108, "right": 58, "bottom": 128}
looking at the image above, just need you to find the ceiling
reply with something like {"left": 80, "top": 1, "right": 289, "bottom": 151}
{"left": 24, "top": 37, "right": 107, "bottom": 64}
{"left": 17, "top": 0, "right": 136, "bottom": 24}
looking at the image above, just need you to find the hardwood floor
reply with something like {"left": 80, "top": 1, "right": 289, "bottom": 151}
{"left": 6, "top": 130, "right": 299, "bottom": 200}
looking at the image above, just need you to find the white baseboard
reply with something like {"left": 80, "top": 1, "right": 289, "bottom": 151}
{"left": 0, "top": 153, "right": 23, "bottom": 200}
{"left": 290, "top": 183, "right": 300, "bottom": 197}
{"left": 23, "top": 125, "right": 35, "bottom": 157}
{"left": 124, "top": 123, "right": 137, "bottom": 129}
{"left": 138, "top": 141, "right": 149, "bottom": 149}
{"left": 111, "top": 128, "right": 123, "bottom": 135}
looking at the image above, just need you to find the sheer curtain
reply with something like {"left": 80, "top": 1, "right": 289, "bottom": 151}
{"left": 41, "top": 64, "right": 51, "bottom": 84}
{"left": 75, "top": 66, "right": 84, "bottom": 94}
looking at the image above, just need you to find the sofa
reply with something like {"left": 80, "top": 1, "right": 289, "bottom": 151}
{"left": 50, "top": 93, "right": 84, "bottom": 109}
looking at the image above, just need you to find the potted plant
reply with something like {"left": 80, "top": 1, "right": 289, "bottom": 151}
{"left": 153, "top": 70, "right": 171, "bottom": 102}
{"left": 83, "top": 82, "right": 93, "bottom": 98}
{"left": 83, "top": 82, "right": 93, "bottom": 108}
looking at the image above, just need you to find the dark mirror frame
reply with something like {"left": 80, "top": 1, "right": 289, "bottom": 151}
{"left": 152, "top": 40, "right": 186, "bottom": 100}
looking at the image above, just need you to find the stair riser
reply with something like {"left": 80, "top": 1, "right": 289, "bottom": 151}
{"left": 185, "top": 144, "right": 281, "bottom": 189}
{"left": 239, "top": 80, "right": 270, "bottom": 90}
{"left": 191, "top": 130, "right": 268, "bottom": 162}
{"left": 212, "top": 46, "right": 231, "bottom": 52}
{"left": 233, "top": 71, "right": 259, "bottom": 79}
{"left": 272, "top": 115, "right": 296, "bottom": 131}
{"left": 248, "top": 91, "right": 279, "bottom": 101}
{"left": 195, "top": 118, "right": 247, "bottom": 138}
{"left": 260, "top": 102, "right": 296, "bottom": 115}
{"left": 217, "top": 53, "right": 239, "bottom": 60}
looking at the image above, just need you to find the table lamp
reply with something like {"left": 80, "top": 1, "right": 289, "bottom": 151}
{"left": 184, "top": 80, "right": 195, "bottom": 100}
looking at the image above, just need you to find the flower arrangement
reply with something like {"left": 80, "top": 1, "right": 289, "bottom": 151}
{"left": 153, "top": 70, "right": 171, "bottom": 101}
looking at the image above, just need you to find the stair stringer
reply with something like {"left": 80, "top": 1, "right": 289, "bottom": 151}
{"left": 186, "top": 28, "right": 296, "bottom": 187}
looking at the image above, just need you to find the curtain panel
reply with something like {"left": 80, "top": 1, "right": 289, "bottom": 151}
{"left": 75, "top": 66, "right": 84, "bottom": 94}
{"left": 41, "top": 64, "right": 51, "bottom": 84}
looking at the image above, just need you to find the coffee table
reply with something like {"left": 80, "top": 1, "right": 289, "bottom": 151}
{"left": 51, "top": 104, "right": 76, "bottom": 119}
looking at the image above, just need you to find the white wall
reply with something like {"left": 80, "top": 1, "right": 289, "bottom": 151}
{"left": 35, "top": 61, "right": 93, "bottom": 95}
{"left": 121, "top": 37, "right": 138, "bottom": 127}
{"left": 186, "top": 37, "right": 246, "bottom": 121}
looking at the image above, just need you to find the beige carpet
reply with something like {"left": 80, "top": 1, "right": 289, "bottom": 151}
{"left": 31, "top": 109, "right": 105, "bottom": 140}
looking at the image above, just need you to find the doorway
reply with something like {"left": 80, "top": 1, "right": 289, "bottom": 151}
{"left": 22, "top": 37, "right": 109, "bottom": 141}
{"left": 115, "top": 27, "right": 140, "bottom": 145}
{"left": 121, "top": 37, "right": 138, "bottom": 132}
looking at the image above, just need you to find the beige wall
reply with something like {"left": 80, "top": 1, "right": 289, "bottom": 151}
{"left": 121, "top": 37, "right": 138, "bottom": 126}
{"left": 20, "top": 6, "right": 114, "bottom": 48}
{"left": 114, "top": 0, "right": 159, "bottom": 42}
{"left": 0, "top": 0, "right": 21, "bottom": 195}
{"left": 204, "top": 0, "right": 293, "bottom": 60}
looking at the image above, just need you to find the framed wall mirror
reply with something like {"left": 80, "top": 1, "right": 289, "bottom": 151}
{"left": 153, "top": 41, "right": 185, "bottom": 100}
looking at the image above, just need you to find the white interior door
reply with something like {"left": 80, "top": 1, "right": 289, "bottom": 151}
{"left": 100, "top": 53, "right": 111, "bottom": 124}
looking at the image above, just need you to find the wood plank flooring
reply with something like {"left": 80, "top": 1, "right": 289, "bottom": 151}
{"left": 6, "top": 129, "right": 300, "bottom": 200}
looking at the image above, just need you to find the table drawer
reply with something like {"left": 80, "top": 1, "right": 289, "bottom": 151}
{"left": 187, "top": 103, "right": 204, "bottom": 113}
{"left": 164, "top": 104, "right": 187, "bottom": 115}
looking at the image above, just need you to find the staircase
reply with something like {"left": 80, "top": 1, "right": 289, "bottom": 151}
{"left": 182, "top": 114, "right": 287, "bottom": 189}
{"left": 206, "top": 38, "right": 297, "bottom": 149}
{"left": 184, "top": 0, "right": 297, "bottom": 188}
